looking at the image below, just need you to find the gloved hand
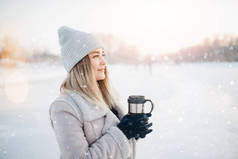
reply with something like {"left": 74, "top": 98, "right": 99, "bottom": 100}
{"left": 134, "top": 122, "right": 153, "bottom": 140}
{"left": 117, "top": 113, "right": 153, "bottom": 140}
{"left": 134, "top": 113, "right": 153, "bottom": 140}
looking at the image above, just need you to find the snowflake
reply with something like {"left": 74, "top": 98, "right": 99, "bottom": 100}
{"left": 178, "top": 117, "right": 183, "bottom": 122}
{"left": 229, "top": 46, "right": 234, "bottom": 50}
{"left": 204, "top": 121, "right": 209, "bottom": 125}
{"left": 218, "top": 84, "right": 222, "bottom": 89}
{"left": 80, "top": 85, "right": 87, "bottom": 88}
{"left": 10, "top": 133, "right": 15, "bottom": 137}
{"left": 230, "top": 81, "right": 234, "bottom": 86}
{"left": 18, "top": 114, "right": 23, "bottom": 118}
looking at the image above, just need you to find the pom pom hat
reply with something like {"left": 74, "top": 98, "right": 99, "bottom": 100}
{"left": 58, "top": 26, "right": 104, "bottom": 73}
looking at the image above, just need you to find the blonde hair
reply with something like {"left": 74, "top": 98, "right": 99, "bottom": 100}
{"left": 60, "top": 55, "right": 118, "bottom": 109}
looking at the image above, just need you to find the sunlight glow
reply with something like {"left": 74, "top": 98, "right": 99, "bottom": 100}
{"left": 4, "top": 70, "right": 29, "bottom": 104}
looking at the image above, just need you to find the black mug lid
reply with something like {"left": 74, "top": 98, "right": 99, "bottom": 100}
{"left": 128, "top": 95, "right": 145, "bottom": 103}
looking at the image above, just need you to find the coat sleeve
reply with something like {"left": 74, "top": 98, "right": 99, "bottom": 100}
{"left": 49, "top": 100, "right": 132, "bottom": 159}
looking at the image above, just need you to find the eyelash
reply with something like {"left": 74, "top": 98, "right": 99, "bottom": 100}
{"left": 93, "top": 54, "right": 106, "bottom": 58}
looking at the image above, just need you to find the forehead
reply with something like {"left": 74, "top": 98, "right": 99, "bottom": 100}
{"left": 90, "top": 48, "right": 104, "bottom": 54}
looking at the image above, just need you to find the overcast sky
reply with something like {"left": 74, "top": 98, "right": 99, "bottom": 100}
{"left": 0, "top": 0, "right": 238, "bottom": 55}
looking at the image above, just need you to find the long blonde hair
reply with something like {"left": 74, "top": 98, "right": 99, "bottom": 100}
{"left": 60, "top": 55, "right": 118, "bottom": 109}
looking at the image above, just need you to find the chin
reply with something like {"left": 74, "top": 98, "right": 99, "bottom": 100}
{"left": 96, "top": 75, "right": 105, "bottom": 81}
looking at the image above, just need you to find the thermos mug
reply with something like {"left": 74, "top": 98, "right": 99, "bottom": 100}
{"left": 128, "top": 95, "right": 154, "bottom": 114}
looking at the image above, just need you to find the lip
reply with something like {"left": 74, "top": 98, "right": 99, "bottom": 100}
{"left": 97, "top": 69, "right": 105, "bottom": 71}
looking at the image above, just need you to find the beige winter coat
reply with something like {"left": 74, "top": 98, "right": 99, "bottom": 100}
{"left": 49, "top": 89, "right": 136, "bottom": 159}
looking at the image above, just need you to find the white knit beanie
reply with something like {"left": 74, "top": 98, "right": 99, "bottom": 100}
{"left": 58, "top": 26, "right": 104, "bottom": 73}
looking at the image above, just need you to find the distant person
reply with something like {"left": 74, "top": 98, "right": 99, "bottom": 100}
{"left": 49, "top": 26, "right": 153, "bottom": 159}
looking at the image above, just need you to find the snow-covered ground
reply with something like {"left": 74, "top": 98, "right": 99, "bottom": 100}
{"left": 0, "top": 62, "right": 238, "bottom": 159}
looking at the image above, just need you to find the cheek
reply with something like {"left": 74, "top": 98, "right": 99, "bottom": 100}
{"left": 90, "top": 59, "right": 96, "bottom": 68}
{"left": 90, "top": 60, "right": 99, "bottom": 73}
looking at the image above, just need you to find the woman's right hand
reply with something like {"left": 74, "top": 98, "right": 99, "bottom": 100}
{"left": 117, "top": 113, "right": 153, "bottom": 140}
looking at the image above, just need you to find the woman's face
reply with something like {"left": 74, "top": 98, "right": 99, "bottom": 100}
{"left": 88, "top": 48, "right": 107, "bottom": 81}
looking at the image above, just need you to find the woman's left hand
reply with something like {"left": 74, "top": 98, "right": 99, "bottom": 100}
{"left": 134, "top": 113, "right": 153, "bottom": 140}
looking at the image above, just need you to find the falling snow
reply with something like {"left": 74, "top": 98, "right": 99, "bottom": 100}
{"left": 80, "top": 85, "right": 87, "bottom": 88}
{"left": 0, "top": 62, "right": 238, "bottom": 159}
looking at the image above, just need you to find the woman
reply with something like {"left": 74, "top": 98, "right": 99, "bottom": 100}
{"left": 49, "top": 26, "right": 153, "bottom": 159}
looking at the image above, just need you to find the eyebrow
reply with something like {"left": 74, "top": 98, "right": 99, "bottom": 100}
{"left": 90, "top": 50, "right": 105, "bottom": 54}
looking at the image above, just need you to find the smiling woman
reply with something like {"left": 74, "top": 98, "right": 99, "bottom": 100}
{"left": 88, "top": 48, "right": 106, "bottom": 81}
{"left": 48, "top": 26, "right": 153, "bottom": 159}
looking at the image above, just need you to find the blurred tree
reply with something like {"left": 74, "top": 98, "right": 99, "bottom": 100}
{"left": 0, "top": 36, "right": 29, "bottom": 67}
{"left": 96, "top": 32, "right": 141, "bottom": 64}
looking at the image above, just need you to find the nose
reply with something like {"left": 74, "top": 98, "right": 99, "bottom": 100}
{"left": 100, "top": 56, "right": 106, "bottom": 66}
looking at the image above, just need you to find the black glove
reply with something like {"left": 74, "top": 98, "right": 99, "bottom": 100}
{"left": 117, "top": 113, "right": 152, "bottom": 140}
{"left": 133, "top": 113, "right": 153, "bottom": 140}
{"left": 135, "top": 122, "right": 153, "bottom": 140}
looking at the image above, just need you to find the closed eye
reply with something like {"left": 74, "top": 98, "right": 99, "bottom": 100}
{"left": 93, "top": 55, "right": 99, "bottom": 58}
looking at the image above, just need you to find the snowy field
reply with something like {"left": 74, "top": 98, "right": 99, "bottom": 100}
{"left": 0, "top": 62, "right": 238, "bottom": 159}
